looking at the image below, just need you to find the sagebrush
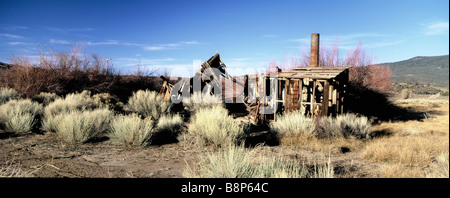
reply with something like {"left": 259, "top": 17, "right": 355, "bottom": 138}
{"left": 125, "top": 90, "right": 171, "bottom": 120}
{"left": 53, "top": 108, "right": 113, "bottom": 143}
{"left": 184, "top": 145, "right": 334, "bottom": 178}
{"left": 0, "top": 87, "right": 20, "bottom": 105}
{"left": 182, "top": 92, "right": 224, "bottom": 115}
{"left": 187, "top": 106, "right": 245, "bottom": 147}
{"left": 109, "top": 113, "right": 183, "bottom": 147}
{"left": 0, "top": 99, "right": 43, "bottom": 134}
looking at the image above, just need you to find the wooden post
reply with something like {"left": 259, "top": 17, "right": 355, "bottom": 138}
{"left": 298, "top": 79, "right": 303, "bottom": 112}
{"left": 311, "top": 80, "right": 316, "bottom": 117}
{"left": 322, "top": 80, "right": 330, "bottom": 116}
{"left": 284, "top": 79, "right": 291, "bottom": 112}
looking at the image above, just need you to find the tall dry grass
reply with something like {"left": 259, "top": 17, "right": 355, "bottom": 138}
{"left": 184, "top": 145, "right": 334, "bottom": 178}
{"left": 361, "top": 135, "right": 449, "bottom": 167}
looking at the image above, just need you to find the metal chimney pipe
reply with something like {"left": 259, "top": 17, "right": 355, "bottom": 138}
{"left": 310, "top": 33, "right": 319, "bottom": 67}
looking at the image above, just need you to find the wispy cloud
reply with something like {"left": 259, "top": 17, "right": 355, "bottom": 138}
{"left": 290, "top": 33, "right": 388, "bottom": 45}
{"left": 290, "top": 33, "right": 398, "bottom": 49}
{"left": 47, "top": 27, "right": 95, "bottom": 32}
{"left": 86, "top": 40, "right": 119, "bottom": 46}
{"left": 0, "top": 33, "right": 24, "bottom": 39}
{"left": 363, "top": 40, "right": 405, "bottom": 49}
{"left": 114, "top": 57, "right": 177, "bottom": 67}
{"left": 1, "top": 25, "right": 28, "bottom": 31}
{"left": 425, "top": 22, "right": 449, "bottom": 35}
{"left": 141, "top": 41, "right": 201, "bottom": 51}
{"left": 49, "top": 39, "right": 71, "bottom": 44}
{"left": 8, "top": 42, "right": 29, "bottom": 46}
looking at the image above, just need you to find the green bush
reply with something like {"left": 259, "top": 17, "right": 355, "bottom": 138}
{"left": 187, "top": 106, "right": 245, "bottom": 147}
{"left": 53, "top": 108, "right": 113, "bottom": 143}
{"left": 0, "top": 99, "right": 43, "bottom": 134}
{"left": 270, "top": 111, "right": 315, "bottom": 137}
{"left": 31, "top": 92, "right": 60, "bottom": 106}
{"left": 182, "top": 92, "right": 223, "bottom": 115}
{"left": 0, "top": 87, "right": 20, "bottom": 105}
{"left": 125, "top": 90, "right": 171, "bottom": 120}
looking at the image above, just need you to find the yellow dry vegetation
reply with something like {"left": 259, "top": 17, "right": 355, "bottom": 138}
{"left": 361, "top": 103, "right": 449, "bottom": 177}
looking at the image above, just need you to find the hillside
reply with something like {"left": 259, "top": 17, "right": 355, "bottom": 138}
{"left": 380, "top": 55, "right": 449, "bottom": 87}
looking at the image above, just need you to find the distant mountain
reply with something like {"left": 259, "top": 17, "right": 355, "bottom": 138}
{"left": 0, "top": 62, "right": 11, "bottom": 69}
{"left": 380, "top": 55, "right": 449, "bottom": 87}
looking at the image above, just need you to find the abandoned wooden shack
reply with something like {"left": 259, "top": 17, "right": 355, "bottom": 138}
{"left": 271, "top": 66, "right": 350, "bottom": 117}
{"left": 272, "top": 33, "right": 349, "bottom": 118}
{"left": 160, "top": 33, "right": 351, "bottom": 122}
{"left": 250, "top": 33, "right": 351, "bottom": 120}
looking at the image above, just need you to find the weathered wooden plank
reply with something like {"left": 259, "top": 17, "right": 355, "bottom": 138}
{"left": 311, "top": 80, "right": 316, "bottom": 116}
{"left": 284, "top": 79, "right": 292, "bottom": 112}
{"left": 322, "top": 80, "right": 330, "bottom": 116}
{"left": 298, "top": 78, "right": 303, "bottom": 112}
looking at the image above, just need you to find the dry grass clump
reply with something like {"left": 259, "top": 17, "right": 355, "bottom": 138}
{"left": 31, "top": 92, "right": 60, "bottom": 106}
{"left": 92, "top": 92, "right": 123, "bottom": 111}
{"left": 271, "top": 112, "right": 371, "bottom": 140}
{"left": 270, "top": 112, "right": 371, "bottom": 153}
{"left": 270, "top": 111, "right": 315, "bottom": 137}
{"left": 109, "top": 113, "right": 183, "bottom": 147}
{"left": 187, "top": 106, "right": 245, "bottom": 147}
{"left": 361, "top": 135, "right": 449, "bottom": 167}
{"left": 155, "top": 114, "right": 184, "bottom": 137}
{"left": 0, "top": 161, "right": 34, "bottom": 178}
{"left": 377, "top": 163, "right": 425, "bottom": 178}
{"left": 109, "top": 114, "right": 155, "bottom": 147}
{"left": 184, "top": 145, "right": 334, "bottom": 178}
{"left": 42, "top": 90, "right": 99, "bottom": 132}
{"left": 125, "top": 90, "right": 171, "bottom": 120}
{"left": 315, "top": 113, "right": 372, "bottom": 139}
{"left": 0, "top": 87, "right": 20, "bottom": 105}
{"left": 182, "top": 92, "right": 224, "bottom": 115}
{"left": 334, "top": 113, "right": 372, "bottom": 139}
{"left": 184, "top": 145, "right": 255, "bottom": 178}
{"left": 394, "top": 99, "right": 449, "bottom": 105}
{"left": 427, "top": 152, "right": 449, "bottom": 178}
{"left": 53, "top": 108, "right": 113, "bottom": 143}
{"left": 0, "top": 99, "right": 43, "bottom": 134}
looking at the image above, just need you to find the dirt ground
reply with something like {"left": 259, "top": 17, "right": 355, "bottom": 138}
{"left": 1, "top": 98, "right": 448, "bottom": 178}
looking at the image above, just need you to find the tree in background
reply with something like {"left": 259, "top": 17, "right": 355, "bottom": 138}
{"left": 267, "top": 41, "right": 393, "bottom": 94}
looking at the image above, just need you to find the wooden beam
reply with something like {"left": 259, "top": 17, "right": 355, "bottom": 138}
{"left": 284, "top": 79, "right": 291, "bottom": 112}
{"left": 298, "top": 78, "right": 303, "bottom": 112}
{"left": 311, "top": 80, "right": 316, "bottom": 117}
{"left": 322, "top": 80, "right": 330, "bottom": 116}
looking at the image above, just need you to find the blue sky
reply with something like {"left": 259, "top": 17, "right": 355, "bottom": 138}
{"left": 0, "top": 0, "right": 448, "bottom": 76}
